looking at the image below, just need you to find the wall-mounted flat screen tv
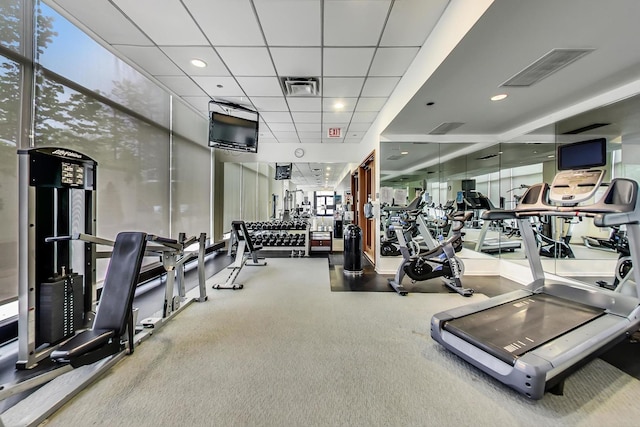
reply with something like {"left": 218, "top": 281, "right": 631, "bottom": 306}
{"left": 275, "top": 163, "right": 292, "bottom": 180}
{"left": 208, "top": 112, "right": 259, "bottom": 153}
{"left": 557, "top": 138, "right": 606, "bottom": 170}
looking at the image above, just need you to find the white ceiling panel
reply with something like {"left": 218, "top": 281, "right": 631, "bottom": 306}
{"left": 254, "top": 0, "right": 321, "bottom": 46}
{"left": 161, "top": 47, "right": 230, "bottom": 76}
{"left": 296, "top": 123, "right": 322, "bottom": 132}
{"left": 53, "top": 0, "right": 153, "bottom": 45}
{"left": 268, "top": 122, "right": 296, "bottom": 131}
{"left": 272, "top": 131, "right": 299, "bottom": 139}
{"left": 271, "top": 48, "right": 321, "bottom": 76}
{"left": 323, "top": 138, "right": 344, "bottom": 143}
{"left": 278, "top": 138, "right": 302, "bottom": 143}
{"left": 324, "top": 48, "right": 376, "bottom": 77}
{"left": 380, "top": 0, "right": 449, "bottom": 47}
{"left": 300, "top": 138, "right": 322, "bottom": 144}
{"left": 343, "top": 138, "right": 361, "bottom": 143}
{"left": 287, "top": 98, "right": 322, "bottom": 112}
{"left": 192, "top": 76, "right": 245, "bottom": 96}
{"left": 292, "top": 112, "right": 322, "bottom": 123}
{"left": 344, "top": 131, "right": 365, "bottom": 139}
{"left": 369, "top": 48, "right": 420, "bottom": 77}
{"left": 114, "top": 46, "right": 183, "bottom": 75}
{"left": 184, "top": 0, "right": 265, "bottom": 46}
{"left": 156, "top": 76, "right": 208, "bottom": 96}
{"left": 236, "top": 77, "right": 283, "bottom": 96}
{"left": 298, "top": 132, "right": 323, "bottom": 138}
{"left": 181, "top": 96, "right": 212, "bottom": 113}
{"left": 323, "top": 112, "right": 354, "bottom": 123}
{"left": 322, "top": 78, "right": 365, "bottom": 97}
{"left": 259, "top": 111, "right": 293, "bottom": 122}
{"left": 324, "top": 0, "right": 391, "bottom": 46}
{"left": 352, "top": 112, "right": 379, "bottom": 123}
{"left": 216, "top": 47, "right": 276, "bottom": 76}
{"left": 250, "top": 97, "right": 289, "bottom": 111}
{"left": 348, "top": 122, "right": 373, "bottom": 132}
{"left": 323, "top": 98, "right": 358, "bottom": 112}
{"left": 112, "top": 0, "right": 208, "bottom": 45}
{"left": 323, "top": 123, "right": 348, "bottom": 131}
{"left": 355, "top": 97, "right": 387, "bottom": 112}
{"left": 361, "top": 77, "right": 400, "bottom": 97}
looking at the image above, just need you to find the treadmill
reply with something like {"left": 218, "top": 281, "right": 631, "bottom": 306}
{"left": 431, "top": 164, "right": 640, "bottom": 399}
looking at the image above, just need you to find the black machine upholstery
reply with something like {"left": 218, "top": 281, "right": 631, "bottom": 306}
{"left": 51, "top": 231, "right": 147, "bottom": 367}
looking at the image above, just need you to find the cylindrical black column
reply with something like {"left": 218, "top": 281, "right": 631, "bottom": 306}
{"left": 343, "top": 224, "right": 363, "bottom": 275}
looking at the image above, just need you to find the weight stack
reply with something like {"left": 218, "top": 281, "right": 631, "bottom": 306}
{"left": 38, "top": 273, "right": 84, "bottom": 345}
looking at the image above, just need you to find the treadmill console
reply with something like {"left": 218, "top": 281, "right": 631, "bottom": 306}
{"left": 549, "top": 169, "right": 605, "bottom": 206}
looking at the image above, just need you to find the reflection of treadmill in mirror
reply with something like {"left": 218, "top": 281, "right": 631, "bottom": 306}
{"left": 431, "top": 138, "right": 640, "bottom": 400}
{"left": 466, "top": 191, "right": 522, "bottom": 254}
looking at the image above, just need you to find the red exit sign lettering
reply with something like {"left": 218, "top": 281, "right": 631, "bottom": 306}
{"left": 328, "top": 128, "right": 342, "bottom": 138}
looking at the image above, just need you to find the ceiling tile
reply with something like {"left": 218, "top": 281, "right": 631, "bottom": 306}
{"left": 181, "top": 96, "right": 213, "bottom": 112}
{"left": 323, "top": 138, "right": 344, "bottom": 143}
{"left": 324, "top": 48, "right": 375, "bottom": 77}
{"left": 271, "top": 48, "right": 321, "bottom": 76}
{"left": 278, "top": 137, "right": 302, "bottom": 143}
{"left": 369, "top": 47, "right": 420, "bottom": 77}
{"left": 323, "top": 123, "right": 348, "bottom": 131}
{"left": 184, "top": 0, "right": 264, "bottom": 46}
{"left": 216, "top": 47, "right": 276, "bottom": 76}
{"left": 295, "top": 123, "right": 322, "bottom": 132}
{"left": 259, "top": 111, "right": 293, "bottom": 122}
{"left": 287, "top": 98, "right": 322, "bottom": 111}
{"left": 292, "top": 112, "right": 322, "bottom": 123}
{"left": 271, "top": 131, "right": 299, "bottom": 139}
{"left": 323, "top": 112, "right": 353, "bottom": 123}
{"left": 254, "top": 0, "right": 321, "bottom": 46}
{"left": 348, "top": 122, "right": 373, "bottom": 132}
{"left": 352, "top": 112, "right": 378, "bottom": 123}
{"left": 112, "top": 0, "right": 208, "bottom": 45}
{"left": 322, "top": 78, "right": 365, "bottom": 97}
{"left": 156, "top": 76, "right": 208, "bottom": 96}
{"left": 343, "top": 138, "right": 362, "bottom": 144}
{"left": 355, "top": 97, "right": 387, "bottom": 112}
{"left": 250, "top": 97, "right": 289, "bottom": 111}
{"left": 161, "top": 46, "right": 230, "bottom": 76}
{"left": 236, "top": 77, "right": 283, "bottom": 96}
{"left": 268, "top": 122, "right": 296, "bottom": 131}
{"left": 344, "top": 131, "right": 365, "bottom": 139}
{"left": 192, "top": 76, "right": 245, "bottom": 96}
{"left": 114, "top": 46, "right": 183, "bottom": 75}
{"left": 323, "top": 97, "right": 358, "bottom": 112}
{"left": 361, "top": 77, "right": 400, "bottom": 97}
{"left": 54, "top": 0, "right": 153, "bottom": 45}
{"left": 324, "top": 0, "right": 391, "bottom": 46}
{"left": 298, "top": 131, "right": 322, "bottom": 139}
{"left": 380, "top": 0, "right": 449, "bottom": 47}
{"left": 300, "top": 138, "right": 322, "bottom": 144}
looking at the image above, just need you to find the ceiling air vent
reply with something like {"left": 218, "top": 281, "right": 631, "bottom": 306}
{"left": 428, "top": 122, "right": 464, "bottom": 135}
{"left": 501, "top": 48, "right": 594, "bottom": 87}
{"left": 281, "top": 77, "right": 320, "bottom": 97}
{"left": 561, "top": 123, "right": 611, "bottom": 135}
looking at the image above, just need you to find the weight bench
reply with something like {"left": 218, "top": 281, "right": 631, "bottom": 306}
{"left": 50, "top": 231, "right": 147, "bottom": 368}
{"left": 213, "top": 221, "right": 266, "bottom": 290}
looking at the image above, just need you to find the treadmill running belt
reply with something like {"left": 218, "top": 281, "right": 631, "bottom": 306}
{"left": 443, "top": 293, "right": 604, "bottom": 365}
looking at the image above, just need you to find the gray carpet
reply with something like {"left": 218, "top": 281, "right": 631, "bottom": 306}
{"left": 42, "top": 257, "right": 640, "bottom": 426}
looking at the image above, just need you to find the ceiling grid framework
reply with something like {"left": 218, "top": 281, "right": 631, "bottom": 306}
{"left": 50, "top": 0, "right": 449, "bottom": 148}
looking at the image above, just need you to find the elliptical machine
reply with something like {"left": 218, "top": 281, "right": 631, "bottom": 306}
{"left": 388, "top": 211, "right": 474, "bottom": 296}
{"left": 534, "top": 216, "right": 577, "bottom": 258}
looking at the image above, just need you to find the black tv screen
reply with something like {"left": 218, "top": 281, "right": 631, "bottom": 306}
{"left": 461, "top": 179, "right": 476, "bottom": 191}
{"left": 275, "top": 163, "right": 292, "bottom": 180}
{"left": 557, "top": 138, "right": 606, "bottom": 170}
{"left": 208, "top": 112, "right": 259, "bottom": 153}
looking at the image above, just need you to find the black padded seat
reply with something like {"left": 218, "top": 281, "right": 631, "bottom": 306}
{"left": 51, "top": 231, "right": 147, "bottom": 367}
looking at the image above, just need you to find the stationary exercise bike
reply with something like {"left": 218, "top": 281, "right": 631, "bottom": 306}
{"left": 388, "top": 211, "right": 473, "bottom": 296}
{"left": 534, "top": 216, "right": 577, "bottom": 258}
{"left": 597, "top": 229, "right": 634, "bottom": 291}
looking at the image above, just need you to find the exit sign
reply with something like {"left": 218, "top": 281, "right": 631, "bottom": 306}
{"left": 328, "top": 127, "right": 342, "bottom": 138}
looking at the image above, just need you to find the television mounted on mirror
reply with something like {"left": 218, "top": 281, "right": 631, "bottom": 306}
{"left": 557, "top": 138, "right": 606, "bottom": 170}
{"left": 275, "top": 163, "right": 292, "bottom": 180}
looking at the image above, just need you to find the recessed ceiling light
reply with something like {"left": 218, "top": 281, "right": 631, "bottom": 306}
{"left": 334, "top": 102, "right": 344, "bottom": 109}
{"left": 326, "top": 173, "right": 330, "bottom": 176}
{"left": 401, "top": 151, "right": 408, "bottom": 155}
{"left": 491, "top": 94, "right": 508, "bottom": 101}
{"left": 326, "top": 166, "right": 331, "bottom": 170}
{"left": 190, "top": 59, "right": 207, "bottom": 68}
{"left": 548, "top": 155, "right": 555, "bottom": 158}
{"left": 216, "top": 84, "right": 223, "bottom": 88}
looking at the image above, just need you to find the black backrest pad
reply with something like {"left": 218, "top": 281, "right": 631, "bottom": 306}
{"left": 232, "top": 220, "right": 255, "bottom": 252}
{"left": 93, "top": 232, "right": 147, "bottom": 334}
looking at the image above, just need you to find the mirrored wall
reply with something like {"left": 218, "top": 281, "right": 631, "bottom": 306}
{"left": 380, "top": 93, "right": 640, "bottom": 283}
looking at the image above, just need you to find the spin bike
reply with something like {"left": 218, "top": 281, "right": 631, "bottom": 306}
{"left": 388, "top": 211, "right": 473, "bottom": 296}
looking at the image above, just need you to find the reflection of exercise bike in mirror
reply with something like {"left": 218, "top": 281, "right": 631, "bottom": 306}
{"left": 388, "top": 211, "right": 473, "bottom": 296}
{"left": 533, "top": 215, "right": 577, "bottom": 258}
{"left": 597, "top": 229, "right": 634, "bottom": 291}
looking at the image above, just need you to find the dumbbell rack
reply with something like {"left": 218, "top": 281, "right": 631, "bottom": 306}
{"left": 244, "top": 220, "right": 309, "bottom": 257}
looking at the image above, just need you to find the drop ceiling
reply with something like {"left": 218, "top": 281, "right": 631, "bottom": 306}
{"left": 45, "top": 0, "right": 640, "bottom": 187}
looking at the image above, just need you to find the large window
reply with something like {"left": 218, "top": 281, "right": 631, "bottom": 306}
{"left": 0, "top": 0, "right": 24, "bottom": 55}
{"left": 315, "top": 191, "right": 335, "bottom": 216}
